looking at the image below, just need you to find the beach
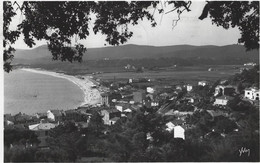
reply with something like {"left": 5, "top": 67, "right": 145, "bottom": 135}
{"left": 21, "top": 68, "right": 102, "bottom": 107}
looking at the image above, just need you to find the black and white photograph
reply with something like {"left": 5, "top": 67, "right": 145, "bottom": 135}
{"left": 3, "top": 0, "right": 259, "bottom": 162}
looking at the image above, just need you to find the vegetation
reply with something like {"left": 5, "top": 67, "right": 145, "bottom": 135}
{"left": 229, "top": 65, "right": 259, "bottom": 88}
{"left": 4, "top": 1, "right": 259, "bottom": 72}
{"left": 4, "top": 128, "right": 39, "bottom": 148}
{"left": 4, "top": 103, "right": 259, "bottom": 162}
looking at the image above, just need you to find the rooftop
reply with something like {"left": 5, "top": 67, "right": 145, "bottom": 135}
{"left": 110, "top": 117, "right": 120, "bottom": 122}
{"left": 29, "top": 122, "right": 57, "bottom": 131}
{"left": 216, "top": 95, "right": 234, "bottom": 100}
{"left": 102, "top": 108, "right": 120, "bottom": 113}
{"left": 48, "top": 110, "right": 64, "bottom": 116}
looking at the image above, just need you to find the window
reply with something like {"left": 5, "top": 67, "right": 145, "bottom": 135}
{"left": 248, "top": 92, "right": 250, "bottom": 95}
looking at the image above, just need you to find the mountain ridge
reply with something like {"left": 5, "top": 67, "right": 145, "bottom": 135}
{"left": 13, "top": 44, "right": 259, "bottom": 65}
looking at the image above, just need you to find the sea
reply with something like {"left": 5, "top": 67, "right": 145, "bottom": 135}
{"left": 4, "top": 69, "right": 85, "bottom": 115}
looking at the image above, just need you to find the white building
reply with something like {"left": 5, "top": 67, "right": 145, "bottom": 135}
{"left": 151, "top": 101, "right": 159, "bottom": 106}
{"left": 174, "top": 126, "right": 185, "bottom": 140}
{"left": 29, "top": 122, "right": 58, "bottom": 148}
{"left": 166, "top": 122, "right": 175, "bottom": 132}
{"left": 147, "top": 87, "right": 155, "bottom": 94}
{"left": 244, "top": 87, "right": 260, "bottom": 100}
{"left": 213, "top": 95, "right": 234, "bottom": 106}
{"left": 244, "top": 62, "right": 256, "bottom": 66}
{"left": 166, "top": 122, "right": 185, "bottom": 140}
{"left": 186, "top": 84, "right": 193, "bottom": 92}
{"left": 29, "top": 122, "right": 57, "bottom": 131}
{"left": 115, "top": 104, "right": 124, "bottom": 112}
{"left": 198, "top": 81, "right": 209, "bottom": 86}
{"left": 47, "top": 110, "right": 64, "bottom": 122}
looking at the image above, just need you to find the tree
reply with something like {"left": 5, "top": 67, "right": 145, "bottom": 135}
{"left": 4, "top": 146, "right": 37, "bottom": 162}
{"left": 87, "top": 110, "right": 105, "bottom": 136}
{"left": 4, "top": 128, "right": 40, "bottom": 148}
{"left": 3, "top": 1, "right": 259, "bottom": 72}
{"left": 213, "top": 116, "right": 237, "bottom": 134}
{"left": 236, "top": 82, "right": 244, "bottom": 94}
{"left": 199, "top": 1, "right": 259, "bottom": 51}
{"left": 47, "top": 122, "right": 81, "bottom": 161}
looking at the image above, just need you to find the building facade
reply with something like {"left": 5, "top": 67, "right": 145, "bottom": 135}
{"left": 213, "top": 95, "right": 234, "bottom": 106}
{"left": 244, "top": 87, "right": 260, "bottom": 100}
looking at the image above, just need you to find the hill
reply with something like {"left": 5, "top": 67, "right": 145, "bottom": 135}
{"left": 13, "top": 44, "right": 258, "bottom": 65}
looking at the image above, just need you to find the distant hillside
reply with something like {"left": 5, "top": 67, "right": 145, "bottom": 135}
{"left": 13, "top": 44, "right": 259, "bottom": 66}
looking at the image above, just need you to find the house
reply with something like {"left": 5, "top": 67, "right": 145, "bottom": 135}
{"left": 29, "top": 122, "right": 58, "bottom": 148}
{"left": 47, "top": 110, "right": 65, "bottom": 122}
{"left": 206, "top": 110, "right": 228, "bottom": 121}
{"left": 244, "top": 87, "right": 259, "bottom": 100}
{"left": 29, "top": 122, "right": 57, "bottom": 131}
{"left": 100, "top": 92, "right": 110, "bottom": 107}
{"left": 173, "top": 126, "right": 185, "bottom": 140}
{"left": 64, "top": 110, "right": 89, "bottom": 122}
{"left": 166, "top": 122, "right": 185, "bottom": 139}
{"left": 164, "top": 110, "right": 193, "bottom": 118}
{"left": 244, "top": 62, "right": 256, "bottom": 66}
{"left": 186, "top": 84, "right": 193, "bottom": 92}
{"left": 175, "top": 85, "right": 183, "bottom": 90}
{"left": 115, "top": 103, "right": 136, "bottom": 117}
{"left": 101, "top": 109, "right": 121, "bottom": 125}
{"left": 213, "top": 95, "right": 234, "bottom": 106}
{"left": 4, "top": 114, "right": 15, "bottom": 126}
{"left": 214, "top": 85, "right": 236, "bottom": 96}
{"left": 115, "top": 103, "right": 125, "bottom": 112}
{"left": 147, "top": 87, "right": 155, "bottom": 94}
{"left": 13, "top": 112, "right": 35, "bottom": 124}
{"left": 166, "top": 122, "right": 176, "bottom": 132}
{"left": 35, "top": 113, "right": 47, "bottom": 119}
{"left": 4, "top": 119, "right": 14, "bottom": 127}
{"left": 110, "top": 117, "right": 120, "bottom": 125}
{"left": 198, "top": 81, "right": 209, "bottom": 87}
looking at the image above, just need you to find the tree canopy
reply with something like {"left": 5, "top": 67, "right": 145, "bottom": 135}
{"left": 3, "top": 1, "right": 259, "bottom": 72}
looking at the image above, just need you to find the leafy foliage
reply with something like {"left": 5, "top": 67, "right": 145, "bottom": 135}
{"left": 3, "top": 2, "right": 21, "bottom": 72}
{"left": 4, "top": 1, "right": 259, "bottom": 72}
{"left": 200, "top": 1, "right": 259, "bottom": 51}
{"left": 4, "top": 128, "right": 39, "bottom": 148}
{"left": 229, "top": 65, "right": 259, "bottom": 88}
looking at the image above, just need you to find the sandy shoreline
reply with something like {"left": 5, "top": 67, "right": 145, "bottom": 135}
{"left": 20, "top": 68, "right": 101, "bottom": 107}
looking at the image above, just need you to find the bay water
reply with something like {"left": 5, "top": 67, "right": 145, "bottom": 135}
{"left": 4, "top": 69, "right": 84, "bottom": 115}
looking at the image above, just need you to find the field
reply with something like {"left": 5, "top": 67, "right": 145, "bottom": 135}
{"left": 94, "top": 65, "right": 242, "bottom": 85}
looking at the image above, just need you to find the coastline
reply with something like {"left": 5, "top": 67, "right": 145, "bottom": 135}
{"left": 20, "top": 68, "right": 101, "bottom": 107}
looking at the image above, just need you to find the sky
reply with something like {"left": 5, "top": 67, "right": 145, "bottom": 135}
{"left": 10, "top": 1, "right": 241, "bottom": 49}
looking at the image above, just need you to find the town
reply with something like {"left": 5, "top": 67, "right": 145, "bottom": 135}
{"left": 4, "top": 64, "right": 259, "bottom": 162}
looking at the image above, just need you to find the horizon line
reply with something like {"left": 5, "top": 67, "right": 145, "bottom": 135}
{"left": 15, "top": 43, "right": 242, "bottom": 50}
